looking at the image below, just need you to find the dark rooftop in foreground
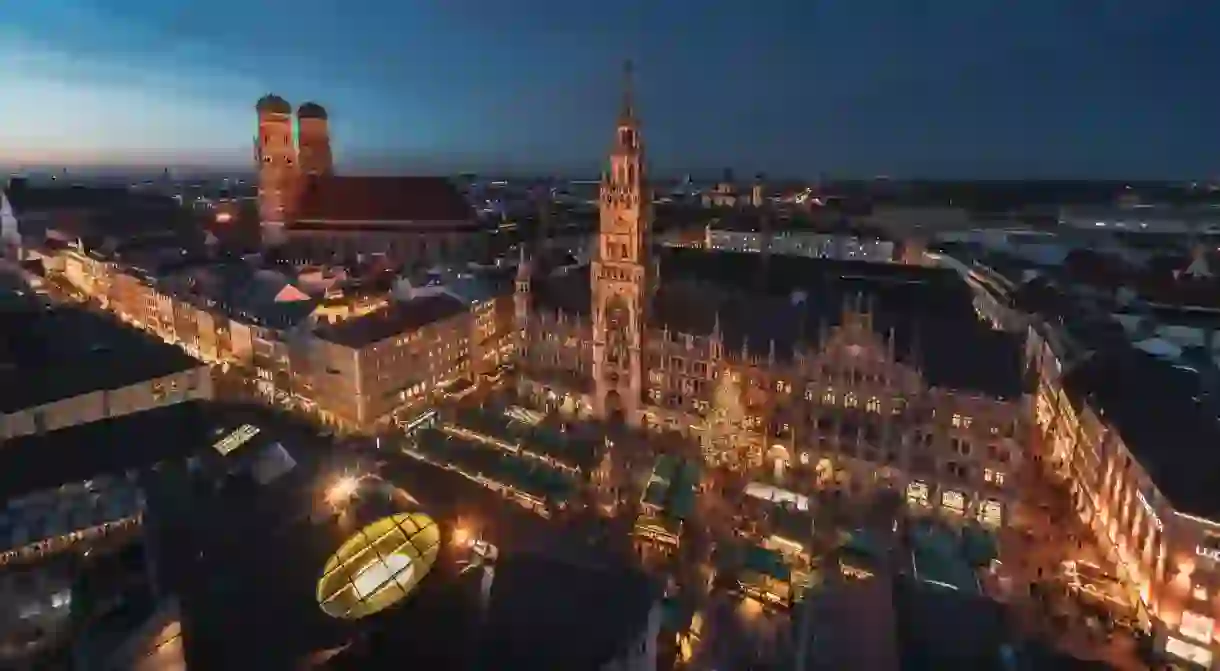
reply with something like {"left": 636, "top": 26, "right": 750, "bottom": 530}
{"left": 474, "top": 555, "right": 657, "bottom": 671}
{"left": 134, "top": 408, "right": 656, "bottom": 670}
{"left": 317, "top": 293, "right": 468, "bottom": 348}
{"left": 893, "top": 578, "right": 1009, "bottom": 671}
{"left": 0, "top": 401, "right": 210, "bottom": 502}
{"left": 139, "top": 404, "right": 375, "bottom": 670}
{"left": 0, "top": 300, "right": 202, "bottom": 413}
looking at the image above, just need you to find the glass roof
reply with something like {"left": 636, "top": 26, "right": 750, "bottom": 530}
{"left": 315, "top": 512, "right": 441, "bottom": 620}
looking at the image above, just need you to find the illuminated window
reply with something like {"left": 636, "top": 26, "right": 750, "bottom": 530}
{"left": 1166, "top": 637, "right": 1213, "bottom": 666}
{"left": 1181, "top": 611, "right": 1216, "bottom": 645}
{"left": 804, "top": 387, "right": 815, "bottom": 401}
{"left": 844, "top": 392, "right": 858, "bottom": 408}
{"left": 822, "top": 388, "right": 836, "bottom": 405}
{"left": 951, "top": 413, "right": 972, "bottom": 428}
{"left": 866, "top": 397, "right": 881, "bottom": 413}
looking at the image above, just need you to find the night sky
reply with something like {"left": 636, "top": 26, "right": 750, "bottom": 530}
{"left": 2, "top": 1, "right": 1218, "bottom": 179}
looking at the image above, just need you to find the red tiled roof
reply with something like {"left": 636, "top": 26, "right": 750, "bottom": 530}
{"left": 293, "top": 176, "right": 473, "bottom": 224}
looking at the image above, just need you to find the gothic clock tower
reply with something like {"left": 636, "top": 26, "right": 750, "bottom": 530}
{"left": 592, "top": 61, "right": 651, "bottom": 426}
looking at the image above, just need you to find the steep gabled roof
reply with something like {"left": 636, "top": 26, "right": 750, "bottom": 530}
{"left": 294, "top": 176, "right": 473, "bottom": 224}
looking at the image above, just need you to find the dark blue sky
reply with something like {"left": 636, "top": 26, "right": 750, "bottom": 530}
{"left": 2, "top": 1, "right": 1218, "bottom": 178}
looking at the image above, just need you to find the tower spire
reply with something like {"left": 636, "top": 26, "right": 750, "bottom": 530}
{"left": 619, "top": 60, "right": 636, "bottom": 127}
{"left": 593, "top": 60, "right": 648, "bottom": 427}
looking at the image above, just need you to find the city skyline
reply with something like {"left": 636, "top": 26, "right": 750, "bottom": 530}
{"left": 3, "top": 1, "right": 1220, "bottom": 179}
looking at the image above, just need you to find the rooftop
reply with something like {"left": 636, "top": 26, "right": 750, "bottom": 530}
{"left": 530, "top": 248, "right": 1024, "bottom": 397}
{"left": 0, "top": 301, "right": 202, "bottom": 413}
{"left": 806, "top": 578, "right": 901, "bottom": 671}
{"left": 317, "top": 293, "right": 468, "bottom": 348}
{"left": 0, "top": 401, "right": 210, "bottom": 502}
{"left": 892, "top": 578, "right": 1008, "bottom": 671}
{"left": 160, "top": 261, "right": 320, "bottom": 330}
{"left": 1062, "top": 346, "right": 1220, "bottom": 520}
{"left": 4, "top": 182, "right": 188, "bottom": 240}
{"left": 474, "top": 555, "right": 657, "bottom": 671}
{"left": 139, "top": 407, "right": 401, "bottom": 669}
{"left": 294, "top": 176, "right": 475, "bottom": 224}
{"left": 135, "top": 409, "right": 653, "bottom": 670}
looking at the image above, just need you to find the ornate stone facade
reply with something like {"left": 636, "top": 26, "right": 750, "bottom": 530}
{"left": 513, "top": 65, "right": 1027, "bottom": 527}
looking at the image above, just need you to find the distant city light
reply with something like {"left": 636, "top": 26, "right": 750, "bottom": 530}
{"left": 216, "top": 212, "right": 233, "bottom": 223}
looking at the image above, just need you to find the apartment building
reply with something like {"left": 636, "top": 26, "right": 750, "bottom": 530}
{"left": 34, "top": 232, "right": 519, "bottom": 432}
{"left": 308, "top": 294, "right": 475, "bottom": 430}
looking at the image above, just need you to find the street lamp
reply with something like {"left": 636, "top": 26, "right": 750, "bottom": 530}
{"left": 452, "top": 516, "right": 479, "bottom": 547}
{"left": 326, "top": 476, "right": 361, "bottom": 508}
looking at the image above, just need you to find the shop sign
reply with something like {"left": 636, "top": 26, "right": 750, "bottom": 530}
{"left": 1197, "top": 545, "right": 1220, "bottom": 562}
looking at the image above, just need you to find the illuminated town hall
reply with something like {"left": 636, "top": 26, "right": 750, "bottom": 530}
{"left": 514, "top": 65, "right": 1026, "bottom": 527}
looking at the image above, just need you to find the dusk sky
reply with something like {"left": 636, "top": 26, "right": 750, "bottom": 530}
{"left": 3, "top": 1, "right": 1219, "bottom": 179}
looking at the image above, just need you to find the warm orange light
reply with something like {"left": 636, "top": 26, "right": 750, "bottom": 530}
{"left": 327, "top": 476, "right": 360, "bottom": 506}
{"left": 737, "top": 595, "right": 764, "bottom": 620}
{"left": 215, "top": 212, "right": 233, "bottom": 224}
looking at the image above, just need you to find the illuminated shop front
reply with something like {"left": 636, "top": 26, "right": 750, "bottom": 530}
{"left": 1164, "top": 635, "right": 1212, "bottom": 668}
{"left": 906, "top": 481, "right": 930, "bottom": 508}
{"left": 634, "top": 514, "right": 681, "bottom": 548}
{"left": 316, "top": 512, "right": 441, "bottom": 620}
{"left": 941, "top": 490, "right": 966, "bottom": 516}
{"left": 734, "top": 545, "right": 794, "bottom": 608}
{"left": 1163, "top": 605, "right": 1216, "bottom": 668}
{"left": 977, "top": 499, "right": 1004, "bottom": 528}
